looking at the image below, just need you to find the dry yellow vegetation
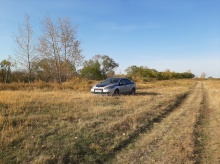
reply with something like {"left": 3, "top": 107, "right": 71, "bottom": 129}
{"left": 196, "top": 80, "right": 220, "bottom": 163}
{"left": 1, "top": 79, "right": 219, "bottom": 163}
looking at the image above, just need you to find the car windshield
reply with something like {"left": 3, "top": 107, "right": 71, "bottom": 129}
{"left": 101, "top": 78, "right": 120, "bottom": 85}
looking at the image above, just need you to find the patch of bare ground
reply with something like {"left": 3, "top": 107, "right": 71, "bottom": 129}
{"left": 111, "top": 82, "right": 204, "bottom": 164}
{"left": 194, "top": 80, "right": 220, "bottom": 163}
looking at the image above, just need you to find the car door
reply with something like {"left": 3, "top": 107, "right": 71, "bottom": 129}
{"left": 124, "top": 79, "right": 133, "bottom": 92}
{"left": 119, "top": 79, "right": 127, "bottom": 93}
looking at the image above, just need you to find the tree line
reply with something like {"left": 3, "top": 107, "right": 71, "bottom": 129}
{"left": 0, "top": 14, "right": 195, "bottom": 83}
{"left": 125, "top": 66, "right": 195, "bottom": 80}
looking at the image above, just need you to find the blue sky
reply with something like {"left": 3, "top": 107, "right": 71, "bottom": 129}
{"left": 0, "top": 0, "right": 220, "bottom": 77}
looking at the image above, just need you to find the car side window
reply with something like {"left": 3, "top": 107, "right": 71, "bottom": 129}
{"left": 112, "top": 79, "right": 119, "bottom": 83}
{"left": 119, "top": 79, "right": 126, "bottom": 85}
{"left": 125, "top": 79, "right": 131, "bottom": 85}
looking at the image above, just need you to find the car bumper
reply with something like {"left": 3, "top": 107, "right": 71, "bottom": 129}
{"left": 91, "top": 88, "right": 114, "bottom": 95}
{"left": 91, "top": 91, "right": 110, "bottom": 95}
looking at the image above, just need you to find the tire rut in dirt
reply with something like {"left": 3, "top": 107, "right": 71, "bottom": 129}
{"left": 193, "top": 81, "right": 220, "bottom": 163}
{"left": 110, "top": 82, "right": 204, "bottom": 164}
{"left": 192, "top": 82, "right": 206, "bottom": 163}
{"left": 104, "top": 93, "right": 189, "bottom": 162}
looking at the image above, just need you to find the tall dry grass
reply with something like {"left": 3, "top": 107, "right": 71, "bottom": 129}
{"left": 0, "top": 77, "right": 98, "bottom": 91}
{"left": 0, "top": 79, "right": 196, "bottom": 163}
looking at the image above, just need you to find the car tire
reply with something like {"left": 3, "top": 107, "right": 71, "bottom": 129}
{"left": 130, "top": 88, "right": 136, "bottom": 95}
{"left": 113, "top": 89, "right": 120, "bottom": 96}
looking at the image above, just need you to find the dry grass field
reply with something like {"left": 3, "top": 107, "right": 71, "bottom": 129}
{"left": 0, "top": 79, "right": 220, "bottom": 163}
{"left": 197, "top": 80, "right": 220, "bottom": 163}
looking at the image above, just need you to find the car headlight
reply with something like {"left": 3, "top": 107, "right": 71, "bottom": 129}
{"left": 91, "top": 85, "right": 96, "bottom": 90}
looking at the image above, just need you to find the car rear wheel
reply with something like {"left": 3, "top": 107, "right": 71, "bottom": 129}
{"left": 130, "top": 88, "right": 136, "bottom": 95}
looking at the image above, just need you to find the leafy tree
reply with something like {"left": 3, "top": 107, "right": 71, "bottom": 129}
{"left": 160, "top": 69, "right": 174, "bottom": 80}
{"left": 125, "top": 65, "right": 141, "bottom": 79}
{"left": 0, "top": 59, "right": 12, "bottom": 83}
{"left": 80, "top": 55, "right": 118, "bottom": 80}
{"left": 125, "top": 65, "right": 159, "bottom": 78}
{"left": 11, "top": 70, "right": 27, "bottom": 82}
{"left": 125, "top": 65, "right": 139, "bottom": 76}
{"left": 180, "top": 72, "right": 195, "bottom": 79}
{"left": 80, "top": 60, "right": 103, "bottom": 80}
{"left": 125, "top": 65, "right": 195, "bottom": 80}
{"left": 93, "top": 55, "right": 119, "bottom": 78}
{"left": 106, "top": 70, "right": 115, "bottom": 78}
{"left": 32, "top": 58, "right": 54, "bottom": 82}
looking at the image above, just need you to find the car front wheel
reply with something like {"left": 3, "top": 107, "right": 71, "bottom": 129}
{"left": 113, "top": 89, "right": 120, "bottom": 96}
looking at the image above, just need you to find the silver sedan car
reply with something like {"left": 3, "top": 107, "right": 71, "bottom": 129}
{"left": 91, "top": 77, "right": 136, "bottom": 96}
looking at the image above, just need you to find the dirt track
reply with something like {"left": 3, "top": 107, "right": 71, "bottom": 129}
{"left": 198, "top": 81, "right": 220, "bottom": 163}
{"left": 111, "top": 82, "right": 207, "bottom": 163}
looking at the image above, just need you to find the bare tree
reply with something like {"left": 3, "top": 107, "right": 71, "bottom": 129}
{"left": 38, "top": 16, "right": 83, "bottom": 83}
{"left": 200, "top": 72, "right": 207, "bottom": 79}
{"left": 14, "top": 14, "right": 37, "bottom": 82}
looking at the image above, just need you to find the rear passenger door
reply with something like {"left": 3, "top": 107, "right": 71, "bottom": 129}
{"left": 124, "top": 79, "right": 133, "bottom": 92}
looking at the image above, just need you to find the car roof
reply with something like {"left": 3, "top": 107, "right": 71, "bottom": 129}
{"left": 109, "top": 77, "right": 124, "bottom": 79}
{"left": 108, "top": 77, "right": 131, "bottom": 80}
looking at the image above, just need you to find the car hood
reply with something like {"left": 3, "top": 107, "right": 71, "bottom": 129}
{"left": 96, "top": 83, "right": 117, "bottom": 87}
